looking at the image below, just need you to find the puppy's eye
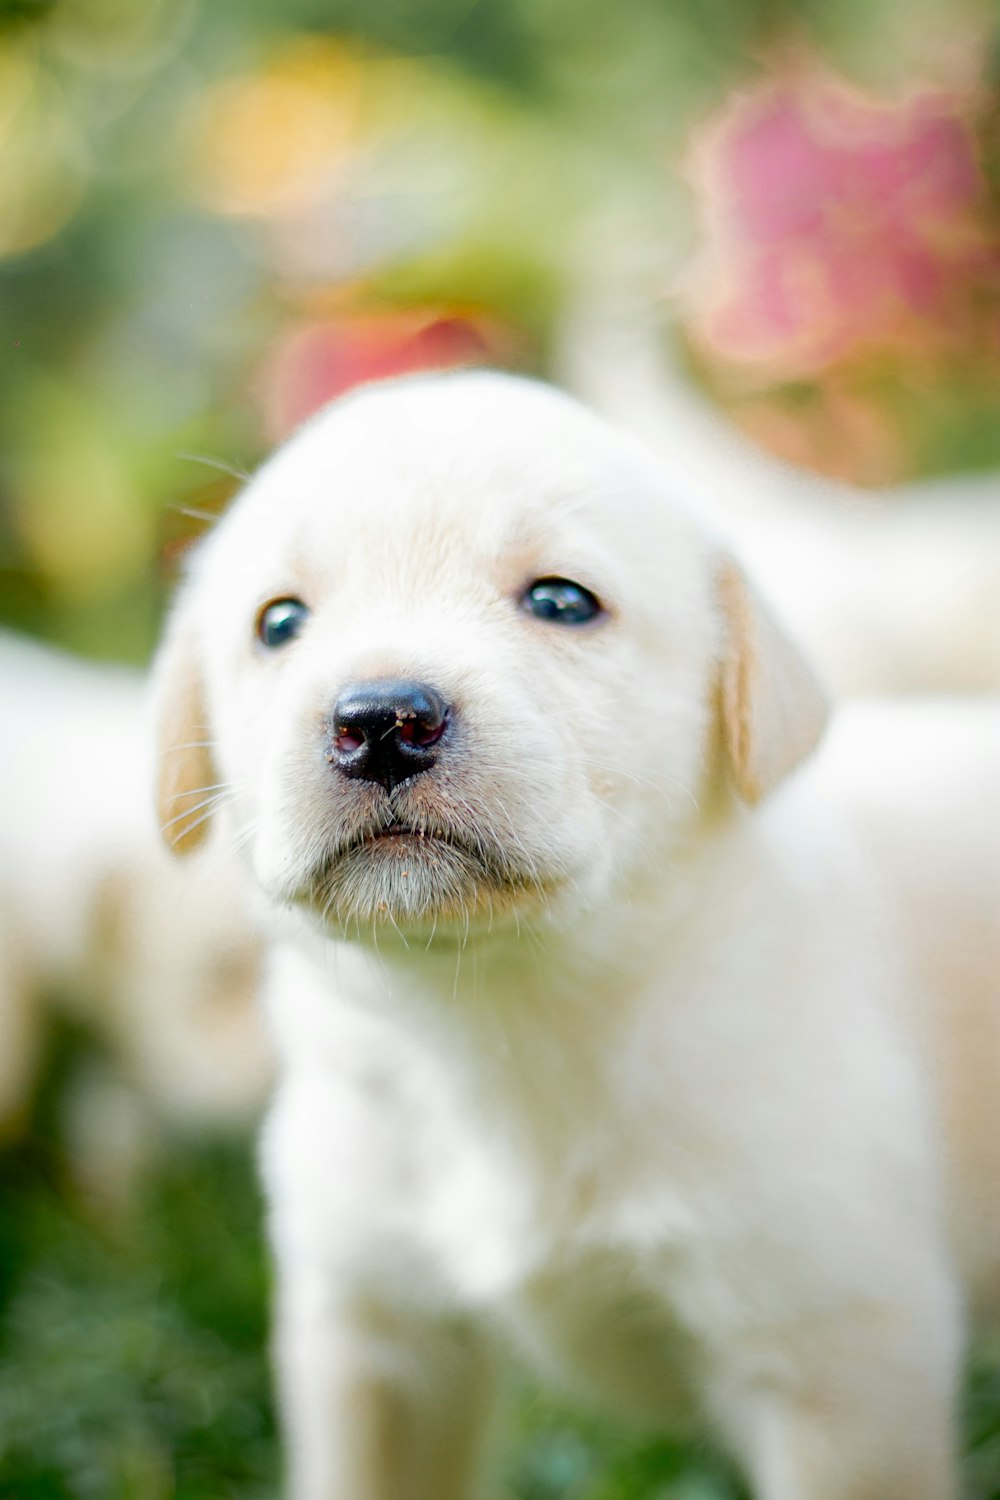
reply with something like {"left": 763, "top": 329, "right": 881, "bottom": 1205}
{"left": 256, "top": 597, "right": 310, "bottom": 649}
{"left": 521, "top": 577, "right": 603, "bottom": 626}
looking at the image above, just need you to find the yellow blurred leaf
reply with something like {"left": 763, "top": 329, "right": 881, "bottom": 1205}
{"left": 0, "top": 64, "right": 89, "bottom": 258}
{"left": 10, "top": 386, "right": 150, "bottom": 601}
{"left": 189, "top": 36, "right": 365, "bottom": 217}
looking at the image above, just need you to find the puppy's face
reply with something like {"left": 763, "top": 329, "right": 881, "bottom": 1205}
{"left": 157, "top": 374, "right": 826, "bottom": 937}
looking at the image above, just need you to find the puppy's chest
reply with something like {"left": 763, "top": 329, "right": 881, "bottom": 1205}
{"left": 395, "top": 1065, "right": 688, "bottom": 1251}
{"left": 407, "top": 1094, "right": 705, "bottom": 1421}
{"left": 291, "top": 1025, "right": 741, "bottom": 1414}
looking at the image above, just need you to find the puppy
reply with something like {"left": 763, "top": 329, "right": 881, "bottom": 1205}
{"left": 0, "top": 632, "right": 269, "bottom": 1144}
{"left": 154, "top": 372, "right": 1000, "bottom": 1500}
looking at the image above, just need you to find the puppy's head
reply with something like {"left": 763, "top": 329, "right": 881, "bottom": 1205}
{"left": 155, "top": 373, "right": 826, "bottom": 937}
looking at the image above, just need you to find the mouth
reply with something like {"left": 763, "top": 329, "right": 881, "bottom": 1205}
{"left": 301, "top": 816, "right": 548, "bottom": 929}
{"left": 356, "top": 821, "right": 456, "bottom": 847}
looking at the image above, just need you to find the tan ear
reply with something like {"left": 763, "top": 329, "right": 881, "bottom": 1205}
{"left": 716, "top": 559, "right": 829, "bottom": 805}
{"left": 153, "top": 607, "right": 219, "bottom": 855}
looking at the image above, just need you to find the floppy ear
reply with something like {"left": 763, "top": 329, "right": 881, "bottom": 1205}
{"left": 716, "top": 558, "right": 829, "bottom": 805}
{"left": 153, "top": 605, "right": 219, "bottom": 855}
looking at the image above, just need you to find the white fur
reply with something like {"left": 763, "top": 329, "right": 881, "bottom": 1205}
{"left": 156, "top": 372, "right": 1000, "bottom": 1500}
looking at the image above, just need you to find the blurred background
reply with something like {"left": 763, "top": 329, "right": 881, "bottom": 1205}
{"left": 2, "top": 0, "right": 1000, "bottom": 1494}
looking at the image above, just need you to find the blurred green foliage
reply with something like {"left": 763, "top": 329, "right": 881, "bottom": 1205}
{"left": 0, "top": 1142, "right": 276, "bottom": 1499}
{"left": 3, "top": 0, "right": 999, "bottom": 655}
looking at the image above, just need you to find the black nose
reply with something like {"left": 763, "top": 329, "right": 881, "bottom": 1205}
{"left": 328, "top": 679, "right": 449, "bottom": 792}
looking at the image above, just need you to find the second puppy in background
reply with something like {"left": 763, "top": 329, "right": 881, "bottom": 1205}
{"left": 0, "top": 633, "right": 270, "bottom": 1179}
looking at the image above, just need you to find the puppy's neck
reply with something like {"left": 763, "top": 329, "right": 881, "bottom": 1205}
{"left": 268, "top": 798, "right": 764, "bottom": 1140}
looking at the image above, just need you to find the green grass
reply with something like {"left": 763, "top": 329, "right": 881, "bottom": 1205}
{"left": 0, "top": 1037, "right": 998, "bottom": 1499}
{"left": 0, "top": 1136, "right": 276, "bottom": 1500}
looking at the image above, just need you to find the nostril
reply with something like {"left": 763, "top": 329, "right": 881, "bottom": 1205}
{"left": 397, "top": 707, "right": 447, "bottom": 748}
{"left": 334, "top": 729, "right": 366, "bottom": 754}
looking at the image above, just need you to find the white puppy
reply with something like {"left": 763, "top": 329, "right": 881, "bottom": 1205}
{"left": 0, "top": 632, "right": 269, "bottom": 1143}
{"left": 154, "top": 372, "right": 1000, "bottom": 1500}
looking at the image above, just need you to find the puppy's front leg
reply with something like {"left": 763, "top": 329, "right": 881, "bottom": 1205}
{"left": 276, "top": 1274, "right": 494, "bottom": 1500}
{"left": 718, "top": 1307, "right": 960, "bottom": 1500}
{"left": 740, "top": 1393, "right": 957, "bottom": 1500}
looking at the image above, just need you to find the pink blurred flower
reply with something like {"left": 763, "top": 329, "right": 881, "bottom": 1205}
{"left": 685, "top": 68, "right": 993, "bottom": 375}
{"left": 258, "top": 308, "right": 516, "bottom": 441}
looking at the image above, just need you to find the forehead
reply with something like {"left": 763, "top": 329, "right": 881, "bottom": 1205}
{"left": 201, "top": 374, "right": 709, "bottom": 612}
{"left": 246, "top": 375, "right": 671, "bottom": 542}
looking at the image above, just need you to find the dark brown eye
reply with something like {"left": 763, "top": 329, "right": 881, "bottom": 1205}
{"left": 521, "top": 577, "right": 603, "bottom": 626}
{"left": 257, "top": 597, "right": 310, "bottom": 648}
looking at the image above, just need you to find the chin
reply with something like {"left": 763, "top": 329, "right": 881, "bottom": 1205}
{"left": 290, "top": 825, "right": 554, "bottom": 935}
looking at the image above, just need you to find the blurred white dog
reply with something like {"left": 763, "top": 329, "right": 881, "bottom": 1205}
{"left": 0, "top": 632, "right": 270, "bottom": 1150}
{"left": 155, "top": 373, "right": 1000, "bottom": 1500}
